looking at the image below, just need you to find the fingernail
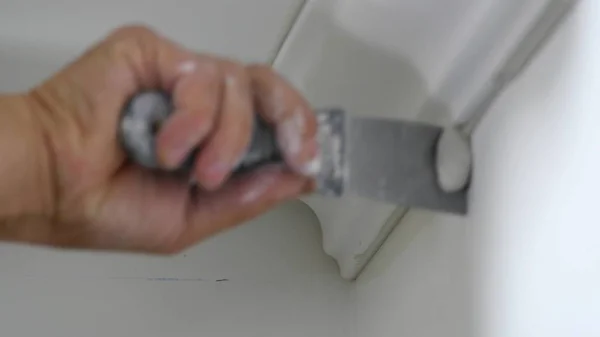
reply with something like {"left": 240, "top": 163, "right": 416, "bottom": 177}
{"left": 278, "top": 125, "right": 301, "bottom": 157}
{"left": 240, "top": 175, "right": 275, "bottom": 204}
{"left": 277, "top": 109, "right": 306, "bottom": 158}
{"left": 299, "top": 153, "right": 322, "bottom": 177}
{"left": 201, "top": 161, "right": 230, "bottom": 190}
{"left": 165, "top": 145, "right": 193, "bottom": 169}
{"left": 287, "top": 137, "right": 321, "bottom": 177}
{"left": 164, "top": 133, "right": 202, "bottom": 169}
{"left": 239, "top": 165, "right": 284, "bottom": 204}
{"left": 161, "top": 114, "right": 210, "bottom": 169}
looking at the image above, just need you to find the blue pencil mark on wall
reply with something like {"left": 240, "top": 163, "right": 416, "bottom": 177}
{"left": 111, "top": 277, "right": 229, "bottom": 282}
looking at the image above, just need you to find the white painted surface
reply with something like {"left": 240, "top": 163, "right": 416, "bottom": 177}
{"left": 435, "top": 127, "right": 472, "bottom": 193}
{"left": 0, "top": 202, "right": 356, "bottom": 337}
{"left": 274, "top": 0, "right": 566, "bottom": 279}
{"left": 358, "top": 2, "right": 600, "bottom": 336}
{"left": 356, "top": 212, "right": 471, "bottom": 337}
{"left": 0, "top": 0, "right": 304, "bottom": 91}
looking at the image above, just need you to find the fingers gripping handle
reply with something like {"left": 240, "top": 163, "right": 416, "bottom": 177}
{"left": 118, "top": 91, "right": 282, "bottom": 174}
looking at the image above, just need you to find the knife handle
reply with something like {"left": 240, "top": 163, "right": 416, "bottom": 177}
{"left": 118, "top": 90, "right": 283, "bottom": 174}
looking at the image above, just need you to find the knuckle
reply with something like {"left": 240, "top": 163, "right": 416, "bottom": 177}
{"left": 247, "top": 64, "right": 277, "bottom": 81}
{"left": 195, "top": 58, "right": 221, "bottom": 79}
{"left": 221, "top": 60, "right": 249, "bottom": 87}
{"left": 108, "top": 24, "right": 158, "bottom": 41}
{"left": 223, "top": 60, "right": 246, "bottom": 77}
{"left": 248, "top": 63, "right": 274, "bottom": 74}
{"left": 105, "top": 24, "right": 159, "bottom": 61}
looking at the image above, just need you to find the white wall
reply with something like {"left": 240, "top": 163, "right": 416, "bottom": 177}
{"left": 356, "top": 212, "right": 471, "bottom": 337}
{"left": 0, "top": 0, "right": 304, "bottom": 92}
{"left": 357, "top": 2, "right": 600, "bottom": 336}
{"left": 0, "top": 202, "right": 356, "bottom": 337}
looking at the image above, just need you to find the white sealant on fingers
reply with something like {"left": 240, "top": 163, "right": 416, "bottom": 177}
{"left": 276, "top": 107, "right": 323, "bottom": 178}
{"left": 435, "top": 127, "right": 472, "bottom": 193}
{"left": 277, "top": 108, "right": 306, "bottom": 157}
{"left": 178, "top": 59, "right": 220, "bottom": 81}
{"left": 178, "top": 60, "right": 197, "bottom": 74}
{"left": 299, "top": 151, "right": 322, "bottom": 177}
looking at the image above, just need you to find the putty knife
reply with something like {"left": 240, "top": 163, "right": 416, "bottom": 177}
{"left": 119, "top": 91, "right": 470, "bottom": 214}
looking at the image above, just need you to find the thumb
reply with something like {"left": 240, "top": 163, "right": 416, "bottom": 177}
{"left": 174, "top": 165, "right": 311, "bottom": 250}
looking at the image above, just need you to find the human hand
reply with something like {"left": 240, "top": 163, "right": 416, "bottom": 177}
{"left": 0, "top": 26, "right": 319, "bottom": 253}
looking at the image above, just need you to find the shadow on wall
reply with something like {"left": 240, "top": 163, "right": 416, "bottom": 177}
{"left": 0, "top": 40, "right": 77, "bottom": 93}
{"left": 295, "top": 15, "right": 454, "bottom": 126}
{"left": 284, "top": 8, "right": 472, "bottom": 337}
{"left": 282, "top": 8, "right": 456, "bottom": 280}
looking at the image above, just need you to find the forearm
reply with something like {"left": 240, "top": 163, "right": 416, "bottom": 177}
{"left": 0, "top": 94, "right": 55, "bottom": 243}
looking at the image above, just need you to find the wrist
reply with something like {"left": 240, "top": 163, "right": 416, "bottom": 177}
{"left": 0, "top": 94, "right": 56, "bottom": 243}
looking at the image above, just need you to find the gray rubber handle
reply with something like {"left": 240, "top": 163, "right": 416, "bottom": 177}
{"left": 118, "top": 91, "right": 282, "bottom": 174}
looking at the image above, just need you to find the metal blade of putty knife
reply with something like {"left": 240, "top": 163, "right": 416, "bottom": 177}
{"left": 119, "top": 91, "right": 469, "bottom": 215}
{"left": 314, "top": 109, "right": 468, "bottom": 214}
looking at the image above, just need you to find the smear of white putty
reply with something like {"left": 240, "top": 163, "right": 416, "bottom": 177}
{"left": 300, "top": 152, "right": 323, "bottom": 177}
{"left": 178, "top": 60, "right": 197, "bottom": 74}
{"left": 435, "top": 127, "right": 472, "bottom": 193}
{"left": 277, "top": 108, "right": 306, "bottom": 157}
